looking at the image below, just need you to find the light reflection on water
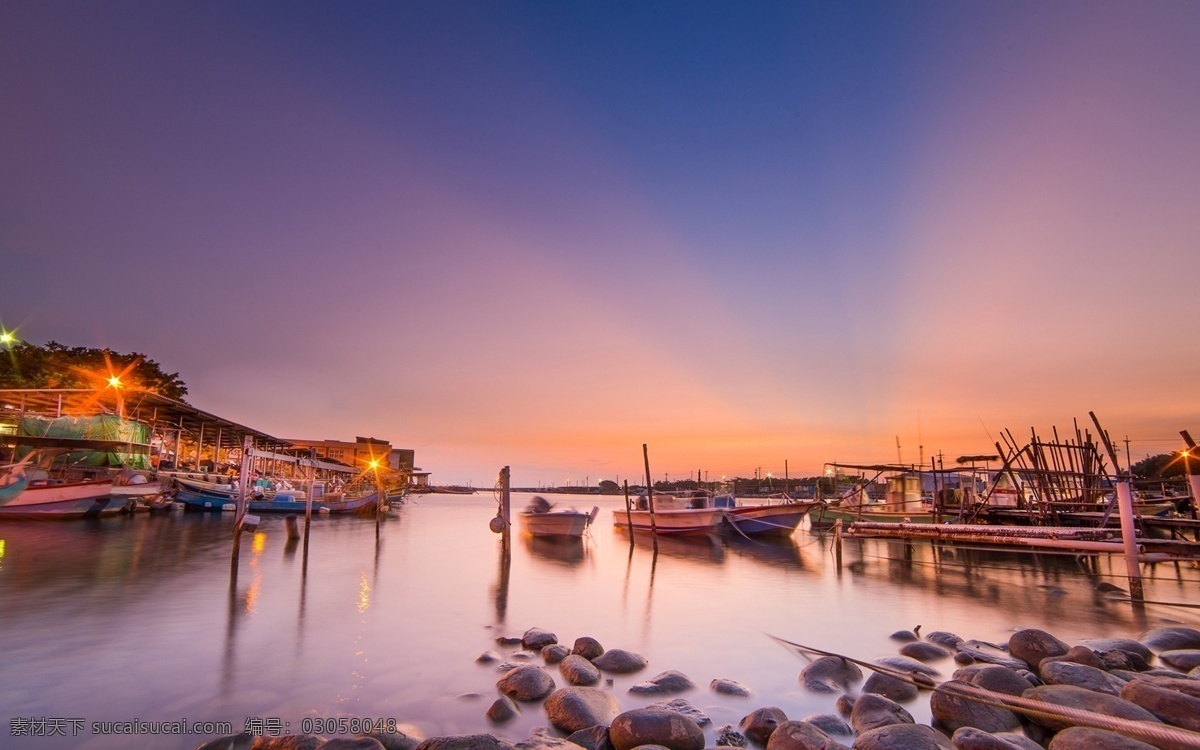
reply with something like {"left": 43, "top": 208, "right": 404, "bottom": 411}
{"left": 0, "top": 493, "right": 1197, "bottom": 749}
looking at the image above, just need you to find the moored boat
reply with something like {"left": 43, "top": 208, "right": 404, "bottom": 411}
{"left": 613, "top": 491, "right": 727, "bottom": 535}
{"left": 517, "top": 496, "right": 598, "bottom": 538}
{"left": 725, "top": 495, "right": 817, "bottom": 537}
{"left": 0, "top": 473, "right": 120, "bottom": 519}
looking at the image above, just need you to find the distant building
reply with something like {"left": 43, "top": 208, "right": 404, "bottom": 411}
{"left": 285, "top": 436, "right": 395, "bottom": 467}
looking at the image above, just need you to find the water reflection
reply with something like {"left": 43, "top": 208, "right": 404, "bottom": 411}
{"left": 523, "top": 535, "right": 587, "bottom": 565}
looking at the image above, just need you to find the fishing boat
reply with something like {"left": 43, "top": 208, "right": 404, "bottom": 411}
{"left": 724, "top": 494, "right": 818, "bottom": 537}
{"left": 810, "top": 475, "right": 937, "bottom": 529}
{"left": 172, "top": 477, "right": 384, "bottom": 516}
{"left": 0, "top": 467, "right": 28, "bottom": 505}
{"left": 613, "top": 491, "right": 728, "bottom": 535}
{"left": 0, "top": 470, "right": 120, "bottom": 519}
{"left": 517, "top": 496, "right": 599, "bottom": 538}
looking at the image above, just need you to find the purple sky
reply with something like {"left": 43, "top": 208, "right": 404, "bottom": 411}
{"left": 3, "top": 1, "right": 1199, "bottom": 485}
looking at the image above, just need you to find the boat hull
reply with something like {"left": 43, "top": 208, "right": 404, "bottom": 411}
{"left": 726, "top": 501, "right": 815, "bottom": 537}
{"left": 613, "top": 507, "right": 726, "bottom": 535}
{"left": 0, "top": 479, "right": 121, "bottom": 519}
{"left": 518, "top": 511, "right": 592, "bottom": 538}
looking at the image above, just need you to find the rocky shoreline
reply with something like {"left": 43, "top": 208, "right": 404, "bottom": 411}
{"left": 196, "top": 624, "right": 1200, "bottom": 750}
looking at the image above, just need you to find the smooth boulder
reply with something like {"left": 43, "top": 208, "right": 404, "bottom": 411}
{"left": 711, "top": 678, "right": 752, "bottom": 697}
{"left": 1119, "top": 678, "right": 1200, "bottom": 731}
{"left": 930, "top": 680, "right": 1020, "bottom": 733}
{"left": 560, "top": 654, "right": 602, "bottom": 686}
{"left": 801, "top": 657, "right": 864, "bottom": 694}
{"left": 522, "top": 627, "right": 558, "bottom": 650}
{"left": 902, "top": 642, "right": 953, "bottom": 663}
{"left": 1141, "top": 626, "right": 1200, "bottom": 653}
{"left": 414, "top": 736, "right": 515, "bottom": 750}
{"left": 1020, "top": 685, "right": 1161, "bottom": 732}
{"left": 740, "top": 707, "right": 789, "bottom": 745}
{"left": 852, "top": 724, "right": 952, "bottom": 750}
{"left": 566, "top": 726, "right": 615, "bottom": 750}
{"left": 950, "top": 727, "right": 1041, "bottom": 750}
{"left": 1046, "top": 727, "right": 1158, "bottom": 750}
{"left": 573, "top": 636, "right": 606, "bottom": 660}
{"left": 320, "top": 741, "right": 386, "bottom": 750}
{"left": 629, "top": 670, "right": 696, "bottom": 695}
{"left": 543, "top": 686, "right": 622, "bottom": 734}
{"left": 1158, "top": 649, "right": 1200, "bottom": 671}
{"left": 497, "top": 664, "right": 556, "bottom": 701}
{"left": 649, "top": 697, "right": 709, "bottom": 727}
{"left": 608, "top": 708, "right": 704, "bottom": 750}
{"left": 1039, "top": 660, "right": 1127, "bottom": 695}
{"left": 1009, "top": 629, "right": 1069, "bottom": 669}
{"left": 850, "top": 693, "right": 914, "bottom": 733}
{"left": 542, "top": 644, "right": 570, "bottom": 664}
{"left": 594, "top": 649, "right": 649, "bottom": 674}
{"left": 765, "top": 721, "right": 849, "bottom": 750}
{"left": 863, "top": 672, "right": 919, "bottom": 703}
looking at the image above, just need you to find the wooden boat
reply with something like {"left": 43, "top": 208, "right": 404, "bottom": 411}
{"left": 612, "top": 491, "right": 727, "bottom": 536}
{"left": 0, "top": 471, "right": 28, "bottom": 505}
{"left": 173, "top": 478, "right": 383, "bottom": 516}
{"left": 725, "top": 495, "right": 818, "bottom": 537}
{"left": 0, "top": 473, "right": 120, "bottom": 519}
{"left": 809, "top": 479, "right": 936, "bottom": 529}
{"left": 518, "top": 497, "right": 599, "bottom": 538}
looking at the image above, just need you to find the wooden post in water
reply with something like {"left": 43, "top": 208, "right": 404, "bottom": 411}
{"left": 304, "top": 450, "right": 315, "bottom": 541}
{"left": 1091, "top": 412, "right": 1143, "bottom": 601}
{"left": 623, "top": 480, "right": 634, "bottom": 547}
{"left": 231, "top": 435, "right": 252, "bottom": 575}
{"left": 500, "top": 466, "right": 512, "bottom": 551}
{"left": 642, "top": 444, "right": 658, "bottom": 550}
{"left": 833, "top": 519, "right": 843, "bottom": 571}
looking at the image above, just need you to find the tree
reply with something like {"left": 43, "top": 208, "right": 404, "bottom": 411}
{"left": 1130, "top": 452, "right": 1190, "bottom": 479}
{"left": 0, "top": 340, "right": 188, "bottom": 401}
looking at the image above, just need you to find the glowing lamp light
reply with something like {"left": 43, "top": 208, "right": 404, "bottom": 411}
{"left": 0, "top": 331, "right": 15, "bottom": 345}
{"left": 107, "top": 375, "right": 123, "bottom": 389}
{"left": 368, "top": 458, "right": 381, "bottom": 470}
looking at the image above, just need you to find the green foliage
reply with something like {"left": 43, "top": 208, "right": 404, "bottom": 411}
{"left": 1130, "top": 452, "right": 1190, "bottom": 479}
{"left": 0, "top": 340, "right": 188, "bottom": 401}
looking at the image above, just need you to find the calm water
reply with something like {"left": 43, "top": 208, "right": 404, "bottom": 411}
{"left": 2, "top": 493, "right": 1198, "bottom": 749}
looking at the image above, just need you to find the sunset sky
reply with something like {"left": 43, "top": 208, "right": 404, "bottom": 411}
{"left": 3, "top": 1, "right": 1198, "bottom": 485}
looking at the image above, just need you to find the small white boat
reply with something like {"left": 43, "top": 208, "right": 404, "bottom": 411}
{"left": 613, "top": 491, "right": 727, "bottom": 536}
{"left": 517, "top": 496, "right": 598, "bottom": 538}
{"left": 0, "top": 472, "right": 119, "bottom": 519}
{"left": 725, "top": 496, "right": 817, "bottom": 537}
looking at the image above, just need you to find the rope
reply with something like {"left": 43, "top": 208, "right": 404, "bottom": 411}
{"left": 766, "top": 634, "right": 1200, "bottom": 749}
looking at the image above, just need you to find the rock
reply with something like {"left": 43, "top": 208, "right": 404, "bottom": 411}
{"left": 1158, "top": 649, "right": 1200, "bottom": 671}
{"left": 765, "top": 721, "right": 849, "bottom": 750}
{"left": 927, "top": 632, "right": 965, "bottom": 649}
{"left": 515, "top": 728, "right": 577, "bottom": 750}
{"left": 1141, "top": 626, "right": 1200, "bottom": 653}
{"left": 1097, "top": 650, "right": 1137, "bottom": 672}
{"left": 739, "top": 707, "right": 789, "bottom": 745}
{"left": 594, "top": 649, "right": 649, "bottom": 674}
{"left": 497, "top": 662, "right": 524, "bottom": 672}
{"left": 457, "top": 692, "right": 485, "bottom": 700}
{"left": 609, "top": 708, "right": 705, "bottom": 750}
{"left": 1039, "top": 660, "right": 1127, "bottom": 695}
{"left": 958, "top": 642, "right": 1028, "bottom": 670}
{"left": 802, "top": 715, "right": 853, "bottom": 738}
{"left": 875, "top": 655, "right": 941, "bottom": 679}
{"left": 949, "top": 727, "right": 1041, "bottom": 750}
{"left": 629, "top": 670, "right": 696, "bottom": 695}
{"left": 414, "top": 736, "right": 515, "bottom": 750}
{"left": 964, "top": 666, "right": 1038, "bottom": 698}
{"left": 714, "top": 724, "right": 749, "bottom": 747}
{"left": 497, "top": 635, "right": 525, "bottom": 646}
{"left": 1119, "top": 678, "right": 1200, "bottom": 731}
{"left": 543, "top": 686, "right": 623, "bottom": 734}
{"left": 954, "top": 653, "right": 976, "bottom": 666}
{"left": 929, "top": 680, "right": 1020, "bottom": 733}
{"left": 561, "top": 654, "right": 602, "bottom": 686}
{"left": 1120, "top": 673, "right": 1200, "bottom": 698}
{"left": 1008, "top": 629, "right": 1069, "bottom": 669}
{"left": 198, "top": 734, "right": 255, "bottom": 750}
{"left": 498, "top": 664, "right": 556, "bottom": 701}
{"left": 1080, "top": 639, "right": 1152, "bottom": 662}
{"left": 542, "top": 645, "right": 570, "bottom": 664}
{"left": 477, "top": 650, "right": 503, "bottom": 664}
{"left": 649, "top": 698, "right": 709, "bottom": 727}
{"left": 573, "top": 636, "right": 606, "bottom": 660}
{"left": 318, "top": 741, "right": 386, "bottom": 750}
{"left": 1046, "top": 727, "right": 1158, "bottom": 750}
{"left": 852, "top": 724, "right": 952, "bottom": 750}
{"left": 252, "top": 736, "right": 324, "bottom": 749}
{"left": 901, "top": 642, "right": 953, "bottom": 662}
{"left": 1020, "top": 685, "right": 1161, "bottom": 732}
{"left": 523, "top": 628, "right": 559, "bottom": 650}
{"left": 849, "top": 694, "right": 914, "bottom": 733}
{"left": 835, "top": 696, "right": 856, "bottom": 716}
{"left": 862, "top": 672, "right": 919, "bottom": 703}
{"left": 566, "top": 726, "right": 614, "bottom": 750}
{"left": 891, "top": 630, "right": 920, "bottom": 643}
{"left": 711, "top": 678, "right": 752, "bottom": 697}
{"left": 357, "top": 729, "right": 423, "bottom": 750}
{"left": 486, "top": 696, "right": 520, "bottom": 723}
{"left": 801, "top": 657, "right": 864, "bottom": 694}
{"left": 512, "top": 652, "right": 538, "bottom": 661}
{"left": 1053, "top": 646, "right": 1107, "bottom": 670}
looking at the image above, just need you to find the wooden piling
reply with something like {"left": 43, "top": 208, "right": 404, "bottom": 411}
{"left": 500, "top": 466, "right": 511, "bottom": 551}
{"left": 642, "top": 444, "right": 658, "bottom": 550}
{"left": 231, "top": 435, "right": 252, "bottom": 575}
{"left": 623, "top": 480, "right": 634, "bottom": 547}
{"left": 1091, "top": 412, "right": 1144, "bottom": 601}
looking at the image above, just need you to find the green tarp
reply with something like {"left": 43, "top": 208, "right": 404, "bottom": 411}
{"left": 17, "top": 415, "right": 151, "bottom": 469}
